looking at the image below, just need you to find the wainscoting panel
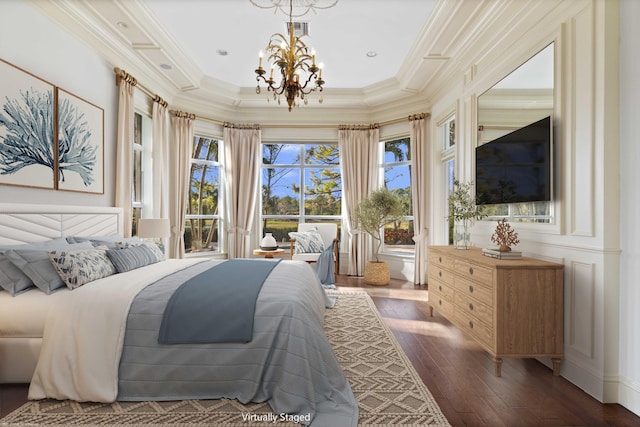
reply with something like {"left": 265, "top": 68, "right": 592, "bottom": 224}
{"left": 569, "top": 6, "right": 595, "bottom": 237}
{"left": 568, "top": 260, "right": 596, "bottom": 359}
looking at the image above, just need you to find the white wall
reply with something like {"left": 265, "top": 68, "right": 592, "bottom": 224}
{"left": 428, "top": 0, "right": 637, "bottom": 413}
{"left": 0, "top": 1, "right": 117, "bottom": 207}
{"left": 618, "top": 0, "right": 640, "bottom": 415}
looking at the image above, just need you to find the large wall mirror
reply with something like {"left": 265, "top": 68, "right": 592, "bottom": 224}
{"left": 477, "top": 42, "right": 554, "bottom": 222}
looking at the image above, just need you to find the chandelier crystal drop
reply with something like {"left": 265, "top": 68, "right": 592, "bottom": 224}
{"left": 254, "top": 0, "right": 325, "bottom": 111}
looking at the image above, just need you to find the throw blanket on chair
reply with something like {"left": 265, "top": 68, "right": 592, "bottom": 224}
{"left": 158, "top": 259, "right": 281, "bottom": 344}
{"left": 316, "top": 241, "right": 335, "bottom": 286}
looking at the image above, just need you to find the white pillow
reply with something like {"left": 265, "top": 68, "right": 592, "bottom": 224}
{"left": 288, "top": 230, "right": 325, "bottom": 254}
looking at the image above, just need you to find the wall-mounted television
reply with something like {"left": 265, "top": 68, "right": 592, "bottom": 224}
{"left": 475, "top": 116, "right": 552, "bottom": 205}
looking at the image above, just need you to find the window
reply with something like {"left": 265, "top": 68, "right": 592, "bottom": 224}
{"left": 441, "top": 116, "right": 456, "bottom": 244}
{"left": 444, "top": 116, "right": 456, "bottom": 149}
{"left": 185, "top": 136, "right": 222, "bottom": 255}
{"left": 131, "top": 112, "right": 148, "bottom": 235}
{"left": 261, "top": 143, "right": 341, "bottom": 248}
{"left": 381, "top": 137, "right": 414, "bottom": 254}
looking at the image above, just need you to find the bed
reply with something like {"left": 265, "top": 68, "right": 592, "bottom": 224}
{"left": 0, "top": 203, "right": 357, "bottom": 426}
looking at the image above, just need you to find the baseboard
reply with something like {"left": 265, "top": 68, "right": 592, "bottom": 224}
{"left": 618, "top": 377, "right": 640, "bottom": 417}
{"left": 554, "top": 357, "right": 605, "bottom": 402}
{"left": 555, "top": 358, "right": 640, "bottom": 417}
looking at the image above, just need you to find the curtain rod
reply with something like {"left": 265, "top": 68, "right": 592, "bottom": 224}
{"left": 113, "top": 67, "right": 429, "bottom": 128}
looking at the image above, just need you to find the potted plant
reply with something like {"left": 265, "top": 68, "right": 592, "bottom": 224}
{"left": 354, "top": 187, "right": 404, "bottom": 285}
{"left": 448, "top": 178, "right": 485, "bottom": 249}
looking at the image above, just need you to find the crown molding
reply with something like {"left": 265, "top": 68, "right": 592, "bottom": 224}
{"left": 26, "top": 0, "right": 581, "bottom": 125}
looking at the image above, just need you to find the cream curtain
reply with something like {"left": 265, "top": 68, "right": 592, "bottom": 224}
{"left": 114, "top": 71, "right": 136, "bottom": 237}
{"left": 223, "top": 125, "right": 261, "bottom": 259}
{"left": 410, "top": 115, "right": 430, "bottom": 285}
{"left": 168, "top": 112, "right": 195, "bottom": 259}
{"left": 339, "top": 127, "right": 379, "bottom": 276}
{"left": 151, "top": 97, "right": 170, "bottom": 219}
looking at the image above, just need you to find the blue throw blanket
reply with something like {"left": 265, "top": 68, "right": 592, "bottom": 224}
{"left": 316, "top": 241, "right": 335, "bottom": 287}
{"left": 158, "top": 259, "right": 281, "bottom": 344}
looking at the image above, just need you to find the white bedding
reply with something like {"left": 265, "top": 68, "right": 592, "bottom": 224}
{"left": 28, "top": 259, "right": 203, "bottom": 402}
{"left": 0, "top": 287, "right": 71, "bottom": 338}
{"left": 26, "top": 258, "right": 358, "bottom": 426}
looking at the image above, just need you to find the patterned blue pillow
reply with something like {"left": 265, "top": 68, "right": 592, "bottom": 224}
{"left": 288, "top": 230, "right": 325, "bottom": 254}
{"left": 106, "top": 245, "right": 159, "bottom": 273}
{"left": 48, "top": 248, "right": 117, "bottom": 289}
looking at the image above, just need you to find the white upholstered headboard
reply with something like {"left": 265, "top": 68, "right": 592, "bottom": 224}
{"left": 0, "top": 203, "right": 123, "bottom": 246}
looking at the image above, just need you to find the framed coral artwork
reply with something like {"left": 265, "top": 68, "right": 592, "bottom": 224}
{"left": 0, "top": 58, "right": 56, "bottom": 190}
{"left": 56, "top": 88, "right": 104, "bottom": 194}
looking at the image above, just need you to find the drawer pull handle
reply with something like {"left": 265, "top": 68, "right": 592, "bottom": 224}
{"left": 438, "top": 271, "right": 442, "bottom": 277}
{"left": 469, "top": 285, "right": 474, "bottom": 293}
{"left": 469, "top": 320, "right": 474, "bottom": 329}
{"left": 439, "top": 300, "right": 442, "bottom": 306}
{"left": 469, "top": 267, "right": 474, "bottom": 275}
{"left": 439, "top": 256, "right": 442, "bottom": 263}
{"left": 438, "top": 285, "right": 442, "bottom": 291}
{"left": 469, "top": 303, "right": 474, "bottom": 311}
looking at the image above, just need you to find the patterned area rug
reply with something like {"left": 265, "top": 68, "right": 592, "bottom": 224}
{"left": 0, "top": 292, "right": 450, "bottom": 426}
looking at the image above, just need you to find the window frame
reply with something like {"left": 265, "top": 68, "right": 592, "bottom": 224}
{"left": 260, "top": 142, "right": 342, "bottom": 250}
{"left": 379, "top": 136, "right": 415, "bottom": 256}
{"left": 184, "top": 135, "right": 223, "bottom": 257}
{"left": 131, "top": 111, "right": 152, "bottom": 235}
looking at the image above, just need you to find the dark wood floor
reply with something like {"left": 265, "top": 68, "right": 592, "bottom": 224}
{"left": 2, "top": 275, "right": 640, "bottom": 426}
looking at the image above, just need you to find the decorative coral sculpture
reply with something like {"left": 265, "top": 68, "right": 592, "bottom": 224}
{"left": 490, "top": 218, "right": 520, "bottom": 252}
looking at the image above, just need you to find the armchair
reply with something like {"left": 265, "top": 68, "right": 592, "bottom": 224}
{"left": 289, "top": 223, "right": 339, "bottom": 275}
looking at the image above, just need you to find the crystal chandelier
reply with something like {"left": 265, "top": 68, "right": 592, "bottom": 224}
{"left": 254, "top": 0, "right": 325, "bottom": 111}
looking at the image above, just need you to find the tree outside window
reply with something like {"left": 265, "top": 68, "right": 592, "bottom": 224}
{"left": 381, "top": 137, "right": 414, "bottom": 254}
{"left": 132, "top": 112, "right": 144, "bottom": 235}
{"left": 185, "top": 136, "right": 221, "bottom": 254}
{"left": 261, "top": 143, "right": 341, "bottom": 248}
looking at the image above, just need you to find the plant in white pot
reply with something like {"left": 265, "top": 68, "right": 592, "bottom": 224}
{"left": 354, "top": 187, "right": 404, "bottom": 285}
{"left": 448, "top": 178, "right": 486, "bottom": 249}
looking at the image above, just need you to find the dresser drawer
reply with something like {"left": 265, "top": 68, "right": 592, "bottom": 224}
{"left": 429, "top": 278, "right": 455, "bottom": 301}
{"left": 454, "top": 291, "right": 493, "bottom": 326}
{"left": 454, "top": 259, "right": 493, "bottom": 284}
{"left": 454, "top": 310, "right": 493, "bottom": 349}
{"left": 428, "top": 264, "right": 455, "bottom": 286}
{"left": 430, "top": 293, "right": 454, "bottom": 318}
{"left": 430, "top": 251, "right": 455, "bottom": 271}
{"left": 454, "top": 275, "right": 493, "bottom": 307}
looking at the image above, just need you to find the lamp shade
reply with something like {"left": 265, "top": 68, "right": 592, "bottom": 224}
{"left": 137, "top": 218, "right": 171, "bottom": 238}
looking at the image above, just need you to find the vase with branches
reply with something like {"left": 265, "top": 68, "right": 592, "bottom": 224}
{"left": 448, "top": 178, "right": 486, "bottom": 249}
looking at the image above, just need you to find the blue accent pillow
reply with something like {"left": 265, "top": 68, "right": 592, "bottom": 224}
{"left": 0, "top": 238, "right": 72, "bottom": 296}
{"left": 115, "top": 241, "right": 164, "bottom": 261}
{"left": 0, "top": 253, "right": 33, "bottom": 296}
{"left": 4, "top": 241, "right": 93, "bottom": 294}
{"left": 106, "top": 245, "right": 159, "bottom": 273}
{"left": 66, "top": 235, "right": 140, "bottom": 249}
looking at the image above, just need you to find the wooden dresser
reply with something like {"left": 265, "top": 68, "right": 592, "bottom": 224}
{"left": 428, "top": 245, "right": 564, "bottom": 376}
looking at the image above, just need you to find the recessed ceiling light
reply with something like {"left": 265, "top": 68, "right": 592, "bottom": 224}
{"left": 366, "top": 51, "right": 377, "bottom": 58}
{"left": 116, "top": 21, "right": 128, "bottom": 29}
{"left": 216, "top": 49, "right": 228, "bottom": 56}
{"left": 160, "top": 63, "right": 172, "bottom": 70}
